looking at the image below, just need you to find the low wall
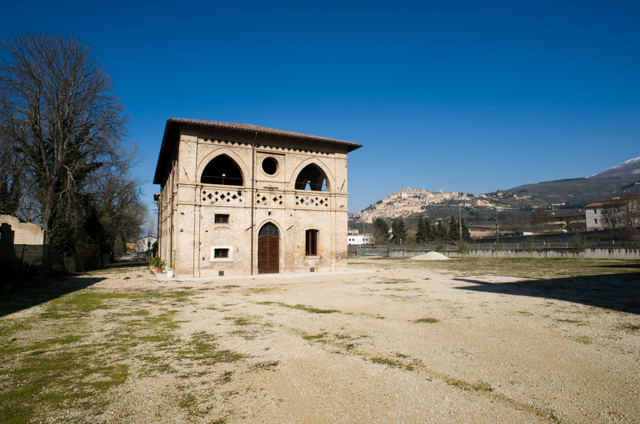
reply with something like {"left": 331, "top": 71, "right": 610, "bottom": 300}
{"left": 444, "top": 248, "right": 640, "bottom": 260}
{"left": 0, "top": 244, "right": 113, "bottom": 274}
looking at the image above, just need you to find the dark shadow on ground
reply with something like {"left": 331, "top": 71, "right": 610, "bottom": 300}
{"left": 453, "top": 272, "right": 640, "bottom": 315}
{"left": 0, "top": 259, "right": 150, "bottom": 318}
{"left": 595, "top": 263, "right": 640, "bottom": 269}
{"left": 0, "top": 275, "right": 106, "bottom": 318}
{"left": 105, "top": 260, "right": 149, "bottom": 270}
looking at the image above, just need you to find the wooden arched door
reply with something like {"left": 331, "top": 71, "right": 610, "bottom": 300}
{"left": 258, "top": 223, "right": 279, "bottom": 274}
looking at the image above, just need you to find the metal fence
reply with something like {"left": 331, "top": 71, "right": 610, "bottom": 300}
{"left": 355, "top": 245, "right": 390, "bottom": 256}
{"left": 349, "top": 240, "right": 640, "bottom": 257}
{"left": 136, "top": 250, "right": 154, "bottom": 261}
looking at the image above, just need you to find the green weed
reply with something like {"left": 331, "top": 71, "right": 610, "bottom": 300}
{"left": 413, "top": 317, "right": 439, "bottom": 323}
{"left": 257, "top": 302, "right": 339, "bottom": 314}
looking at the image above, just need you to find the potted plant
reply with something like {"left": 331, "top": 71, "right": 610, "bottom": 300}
{"left": 148, "top": 257, "right": 166, "bottom": 274}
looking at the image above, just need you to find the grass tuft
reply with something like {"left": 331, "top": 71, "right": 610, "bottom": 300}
{"left": 413, "top": 317, "right": 439, "bottom": 323}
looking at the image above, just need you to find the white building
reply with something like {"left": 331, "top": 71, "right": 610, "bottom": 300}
{"left": 585, "top": 197, "right": 639, "bottom": 231}
{"left": 135, "top": 235, "right": 157, "bottom": 253}
{"left": 347, "top": 235, "right": 372, "bottom": 245}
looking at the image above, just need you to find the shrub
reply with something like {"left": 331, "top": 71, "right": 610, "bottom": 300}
{"left": 522, "top": 237, "right": 535, "bottom": 252}
{"left": 571, "top": 232, "right": 586, "bottom": 253}
{"left": 148, "top": 257, "right": 166, "bottom": 269}
{"left": 457, "top": 240, "right": 470, "bottom": 255}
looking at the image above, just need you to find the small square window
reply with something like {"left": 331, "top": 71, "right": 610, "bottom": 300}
{"left": 214, "top": 248, "right": 229, "bottom": 258}
{"left": 593, "top": 209, "right": 598, "bottom": 214}
{"left": 594, "top": 219, "right": 598, "bottom": 224}
{"left": 215, "top": 214, "right": 229, "bottom": 224}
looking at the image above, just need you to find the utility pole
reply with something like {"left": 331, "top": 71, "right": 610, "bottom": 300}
{"left": 495, "top": 206, "right": 499, "bottom": 243}
{"left": 458, "top": 204, "right": 462, "bottom": 243}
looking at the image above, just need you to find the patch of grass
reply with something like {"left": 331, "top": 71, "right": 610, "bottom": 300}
{"left": 178, "top": 332, "right": 243, "bottom": 364}
{"left": 230, "top": 329, "right": 259, "bottom": 340}
{"left": 257, "top": 302, "right": 339, "bottom": 314}
{"left": 374, "top": 280, "right": 413, "bottom": 285}
{"left": 388, "top": 256, "right": 640, "bottom": 280}
{"left": 617, "top": 323, "right": 640, "bottom": 332}
{"left": 40, "top": 291, "right": 140, "bottom": 318}
{"left": 217, "top": 371, "right": 234, "bottom": 384}
{"left": 517, "top": 311, "right": 533, "bottom": 316}
{"left": 302, "top": 332, "right": 328, "bottom": 343}
{"left": 254, "top": 361, "right": 279, "bottom": 371}
{"left": 245, "top": 287, "right": 278, "bottom": 294}
{"left": 446, "top": 377, "right": 494, "bottom": 392}
{"left": 413, "top": 317, "right": 439, "bottom": 323}
{"left": 371, "top": 356, "right": 401, "bottom": 367}
{"left": 572, "top": 335, "right": 593, "bottom": 344}
{"left": 223, "top": 316, "right": 255, "bottom": 326}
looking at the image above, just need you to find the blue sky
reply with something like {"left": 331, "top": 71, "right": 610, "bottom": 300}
{"left": 2, "top": 1, "right": 639, "bottom": 216}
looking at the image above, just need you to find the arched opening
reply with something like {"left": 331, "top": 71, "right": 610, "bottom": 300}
{"left": 294, "top": 164, "right": 328, "bottom": 191}
{"left": 258, "top": 222, "right": 279, "bottom": 274}
{"left": 201, "top": 155, "right": 244, "bottom": 186}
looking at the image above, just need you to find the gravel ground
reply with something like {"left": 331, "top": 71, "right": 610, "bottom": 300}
{"left": 2, "top": 257, "right": 639, "bottom": 423}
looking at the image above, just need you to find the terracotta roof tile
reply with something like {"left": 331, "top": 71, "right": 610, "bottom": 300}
{"left": 167, "top": 118, "right": 362, "bottom": 148}
{"left": 154, "top": 118, "right": 361, "bottom": 185}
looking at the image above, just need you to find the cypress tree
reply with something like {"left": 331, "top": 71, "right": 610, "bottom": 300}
{"left": 392, "top": 219, "right": 408, "bottom": 244}
{"left": 448, "top": 216, "right": 459, "bottom": 242}
{"left": 373, "top": 217, "right": 390, "bottom": 244}
{"left": 461, "top": 218, "right": 471, "bottom": 241}
{"left": 436, "top": 220, "right": 447, "bottom": 240}
{"left": 416, "top": 216, "right": 425, "bottom": 243}
{"left": 424, "top": 218, "right": 433, "bottom": 242}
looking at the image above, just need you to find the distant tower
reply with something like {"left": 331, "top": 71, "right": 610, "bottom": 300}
{"left": 402, "top": 185, "right": 405, "bottom": 191}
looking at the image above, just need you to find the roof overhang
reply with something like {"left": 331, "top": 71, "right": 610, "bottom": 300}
{"left": 153, "top": 118, "right": 362, "bottom": 185}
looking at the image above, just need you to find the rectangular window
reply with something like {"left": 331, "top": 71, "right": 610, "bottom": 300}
{"left": 594, "top": 219, "right": 598, "bottom": 224}
{"left": 214, "top": 248, "right": 229, "bottom": 258}
{"left": 593, "top": 209, "right": 597, "bottom": 214}
{"left": 305, "top": 230, "right": 318, "bottom": 256}
{"left": 215, "top": 214, "right": 229, "bottom": 224}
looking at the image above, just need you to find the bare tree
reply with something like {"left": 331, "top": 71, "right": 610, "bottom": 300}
{"left": 0, "top": 32, "right": 129, "bottom": 245}
{"left": 618, "top": 192, "right": 640, "bottom": 229}
{"left": 531, "top": 207, "right": 549, "bottom": 234}
{"left": 601, "top": 192, "right": 640, "bottom": 232}
{"left": 504, "top": 212, "right": 530, "bottom": 234}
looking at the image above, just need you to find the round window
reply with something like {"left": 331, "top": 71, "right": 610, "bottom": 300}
{"left": 262, "top": 157, "right": 278, "bottom": 175}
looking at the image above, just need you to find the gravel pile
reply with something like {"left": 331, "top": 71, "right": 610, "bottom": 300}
{"left": 410, "top": 251, "right": 450, "bottom": 260}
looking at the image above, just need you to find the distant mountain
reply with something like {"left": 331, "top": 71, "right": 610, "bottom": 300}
{"left": 355, "top": 157, "right": 640, "bottom": 223}
{"left": 501, "top": 157, "right": 640, "bottom": 206}
{"left": 503, "top": 177, "right": 639, "bottom": 206}
{"left": 588, "top": 157, "right": 640, "bottom": 179}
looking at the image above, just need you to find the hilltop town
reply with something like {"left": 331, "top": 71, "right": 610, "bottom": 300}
{"left": 353, "top": 186, "right": 528, "bottom": 223}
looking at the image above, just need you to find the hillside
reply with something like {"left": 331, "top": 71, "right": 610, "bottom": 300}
{"left": 495, "top": 176, "right": 640, "bottom": 207}
{"left": 588, "top": 157, "right": 640, "bottom": 179}
{"left": 353, "top": 157, "right": 640, "bottom": 225}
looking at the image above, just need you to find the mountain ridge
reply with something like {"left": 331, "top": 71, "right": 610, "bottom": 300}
{"left": 354, "top": 157, "right": 640, "bottom": 223}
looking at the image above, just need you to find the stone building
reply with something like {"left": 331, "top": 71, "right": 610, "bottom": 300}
{"left": 0, "top": 215, "right": 45, "bottom": 245}
{"left": 154, "top": 118, "right": 362, "bottom": 277}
